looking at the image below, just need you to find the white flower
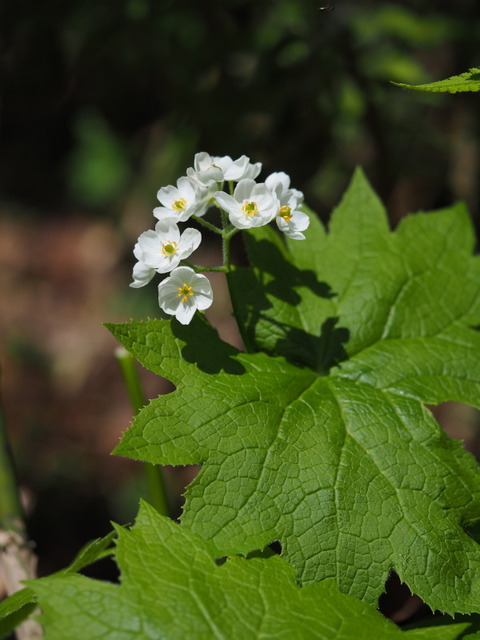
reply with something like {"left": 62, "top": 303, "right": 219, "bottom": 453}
{"left": 214, "top": 178, "right": 279, "bottom": 229}
{"left": 186, "top": 152, "right": 224, "bottom": 187}
{"left": 158, "top": 266, "right": 213, "bottom": 325}
{"left": 131, "top": 222, "right": 202, "bottom": 281}
{"left": 130, "top": 252, "right": 156, "bottom": 288}
{"left": 216, "top": 154, "right": 262, "bottom": 181}
{"left": 275, "top": 207, "right": 310, "bottom": 240}
{"left": 265, "top": 172, "right": 304, "bottom": 205}
{"left": 265, "top": 171, "right": 309, "bottom": 240}
{"left": 187, "top": 152, "right": 261, "bottom": 187}
{"left": 154, "top": 176, "right": 209, "bottom": 222}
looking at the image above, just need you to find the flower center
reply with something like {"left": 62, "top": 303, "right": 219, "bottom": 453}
{"left": 279, "top": 205, "right": 293, "bottom": 222}
{"left": 242, "top": 200, "right": 259, "bottom": 217}
{"left": 176, "top": 283, "right": 194, "bottom": 303}
{"left": 161, "top": 241, "right": 178, "bottom": 256}
{"left": 172, "top": 197, "right": 187, "bottom": 212}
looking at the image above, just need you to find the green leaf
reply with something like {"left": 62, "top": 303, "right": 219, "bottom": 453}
{"left": 0, "top": 588, "right": 37, "bottom": 639}
{"left": 0, "top": 530, "right": 116, "bottom": 637}
{"left": 107, "top": 170, "right": 480, "bottom": 613}
{"left": 405, "top": 613, "right": 480, "bottom": 637}
{"left": 392, "top": 67, "right": 480, "bottom": 93}
{"left": 27, "top": 502, "right": 468, "bottom": 640}
{"left": 61, "top": 529, "right": 117, "bottom": 574}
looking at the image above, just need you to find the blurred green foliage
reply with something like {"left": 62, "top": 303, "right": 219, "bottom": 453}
{"left": 68, "top": 111, "right": 130, "bottom": 208}
{"left": 0, "top": 0, "right": 479, "bottom": 216}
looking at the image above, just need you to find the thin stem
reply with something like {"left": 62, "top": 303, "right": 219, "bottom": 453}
{"left": 182, "top": 261, "right": 228, "bottom": 273}
{"left": 115, "top": 348, "right": 169, "bottom": 517}
{"left": 191, "top": 215, "right": 224, "bottom": 235}
{"left": 223, "top": 235, "right": 231, "bottom": 271}
{"left": 0, "top": 390, "right": 24, "bottom": 536}
{"left": 0, "top": 371, "right": 44, "bottom": 639}
{"left": 220, "top": 210, "right": 232, "bottom": 271}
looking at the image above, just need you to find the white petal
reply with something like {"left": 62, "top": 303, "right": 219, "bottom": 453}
{"left": 178, "top": 228, "right": 202, "bottom": 258}
{"left": 194, "top": 152, "right": 213, "bottom": 171}
{"left": 156, "top": 185, "right": 178, "bottom": 208}
{"left": 133, "top": 242, "right": 142, "bottom": 261}
{"left": 290, "top": 188, "right": 304, "bottom": 204}
{"left": 130, "top": 261, "right": 156, "bottom": 288}
{"left": 157, "top": 267, "right": 213, "bottom": 324}
{"left": 154, "top": 221, "right": 181, "bottom": 241}
{"left": 234, "top": 179, "right": 256, "bottom": 201}
{"left": 135, "top": 232, "right": 163, "bottom": 267}
{"left": 265, "top": 172, "right": 290, "bottom": 194}
{"left": 214, "top": 191, "right": 239, "bottom": 216}
{"left": 153, "top": 206, "right": 187, "bottom": 223}
{"left": 175, "top": 303, "right": 197, "bottom": 325}
{"left": 222, "top": 155, "right": 249, "bottom": 180}
{"left": 194, "top": 292, "right": 213, "bottom": 310}
{"left": 177, "top": 176, "right": 196, "bottom": 200}
{"left": 158, "top": 277, "right": 181, "bottom": 310}
{"left": 170, "top": 266, "right": 197, "bottom": 281}
{"left": 211, "top": 155, "right": 233, "bottom": 173}
{"left": 242, "top": 162, "right": 262, "bottom": 180}
{"left": 276, "top": 210, "right": 309, "bottom": 239}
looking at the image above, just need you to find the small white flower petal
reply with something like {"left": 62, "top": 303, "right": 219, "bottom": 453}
{"left": 158, "top": 266, "right": 213, "bottom": 325}
{"left": 220, "top": 155, "right": 249, "bottom": 180}
{"left": 213, "top": 191, "right": 238, "bottom": 216}
{"left": 265, "top": 171, "right": 291, "bottom": 195}
{"left": 153, "top": 221, "right": 181, "bottom": 239}
{"left": 276, "top": 209, "right": 310, "bottom": 240}
{"left": 234, "top": 178, "right": 256, "bottom": 202}
{"left": 134, "top": 223, "right": 202, "bottom": 274}
{"left": 177, "top": 228, "right": 202, "bottom": 258}
{"left": 186, "top": 153, "right": 225, "bottom": 187}
{"left": 130, "top": 260, "right": 156, "bottom": 288}
{"left": 155, "top": 176, "right": 209, "bottom": 222}
{"left": 174, "top": 302, "right": 197, "bottom": 325}
{"left": 215, "top": 179, "right": 279, "bottom": 229}
{"left": 265, "top": 172, "right": 305, "bottom": 213}
{"left": 216, "top": 155, "right": 262, "bottom": 181}
{"left": 156, "top": 184, "right": 179, "bottom": 208}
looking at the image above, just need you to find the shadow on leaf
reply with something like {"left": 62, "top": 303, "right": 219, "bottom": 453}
{"left": 246, "top": 238, "right": 332, "bottom": 305}
{"left": 171, "top": 315, "right": 245, "bottom": 375}
{"left": 229, "top": 235, "right": 349, "bottom": 373}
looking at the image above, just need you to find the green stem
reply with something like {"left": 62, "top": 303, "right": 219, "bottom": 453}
{"left": 221, "top": 210, "right": 232, "bottom": 271}
{"left": 191, "top": 215, "right": 224, "bottom": 235}
{"left": 115, "top": 348, "right": 169, "bottom": 517}
{"left": 0, "top": 382, "right": 25, "bottom": 536}
{"left": 182, "top": 261, "right": 228, "bottom": 273}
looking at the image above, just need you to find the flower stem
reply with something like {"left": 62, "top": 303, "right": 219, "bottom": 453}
{"left": 220, "top": 210, "right": 232, "bottom": 271}
{"left": 191, "top": 215, "right": 223, "bottom": 235}
{"left": 0, "top": 390, "right": 24, "bottom": 536}
{"left": 0, "top": 375, "right": 44, "bottom": 640}
{"left": 182, "top": 262, "right": 228, "bottom": 273}
{"left": 115, "top": 348, "right": 170, "bottom": 517}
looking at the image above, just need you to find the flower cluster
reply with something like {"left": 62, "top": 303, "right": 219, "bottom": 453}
{"left": 130, "top": 152, "right": 309, "bottom": 324}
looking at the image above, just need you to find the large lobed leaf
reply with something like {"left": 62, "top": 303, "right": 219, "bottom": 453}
{"left": 26, "top": 502, "right": 468, "bottom": 639}
{"left": 108, "top": 169, "right": 480, "bottom": 613}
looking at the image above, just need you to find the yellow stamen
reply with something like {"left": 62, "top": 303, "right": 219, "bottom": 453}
{"left": 279, "top": 205, "right": 293, "bottom": 223}
{"left": 176, "top": 283, "right": 193, "bottom": 303}
{"left": 242, "top": 200, "right": 259, "bottom": 217}
{"left": 161, "top": 241, "right": 178, "bottom": 256}
{"left": 172, "top": 197, "right": 187, "bottom": 211}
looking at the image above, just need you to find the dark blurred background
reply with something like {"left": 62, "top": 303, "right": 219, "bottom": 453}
{"left": 1, "top": 0, "right": 479, "bottom": 620}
